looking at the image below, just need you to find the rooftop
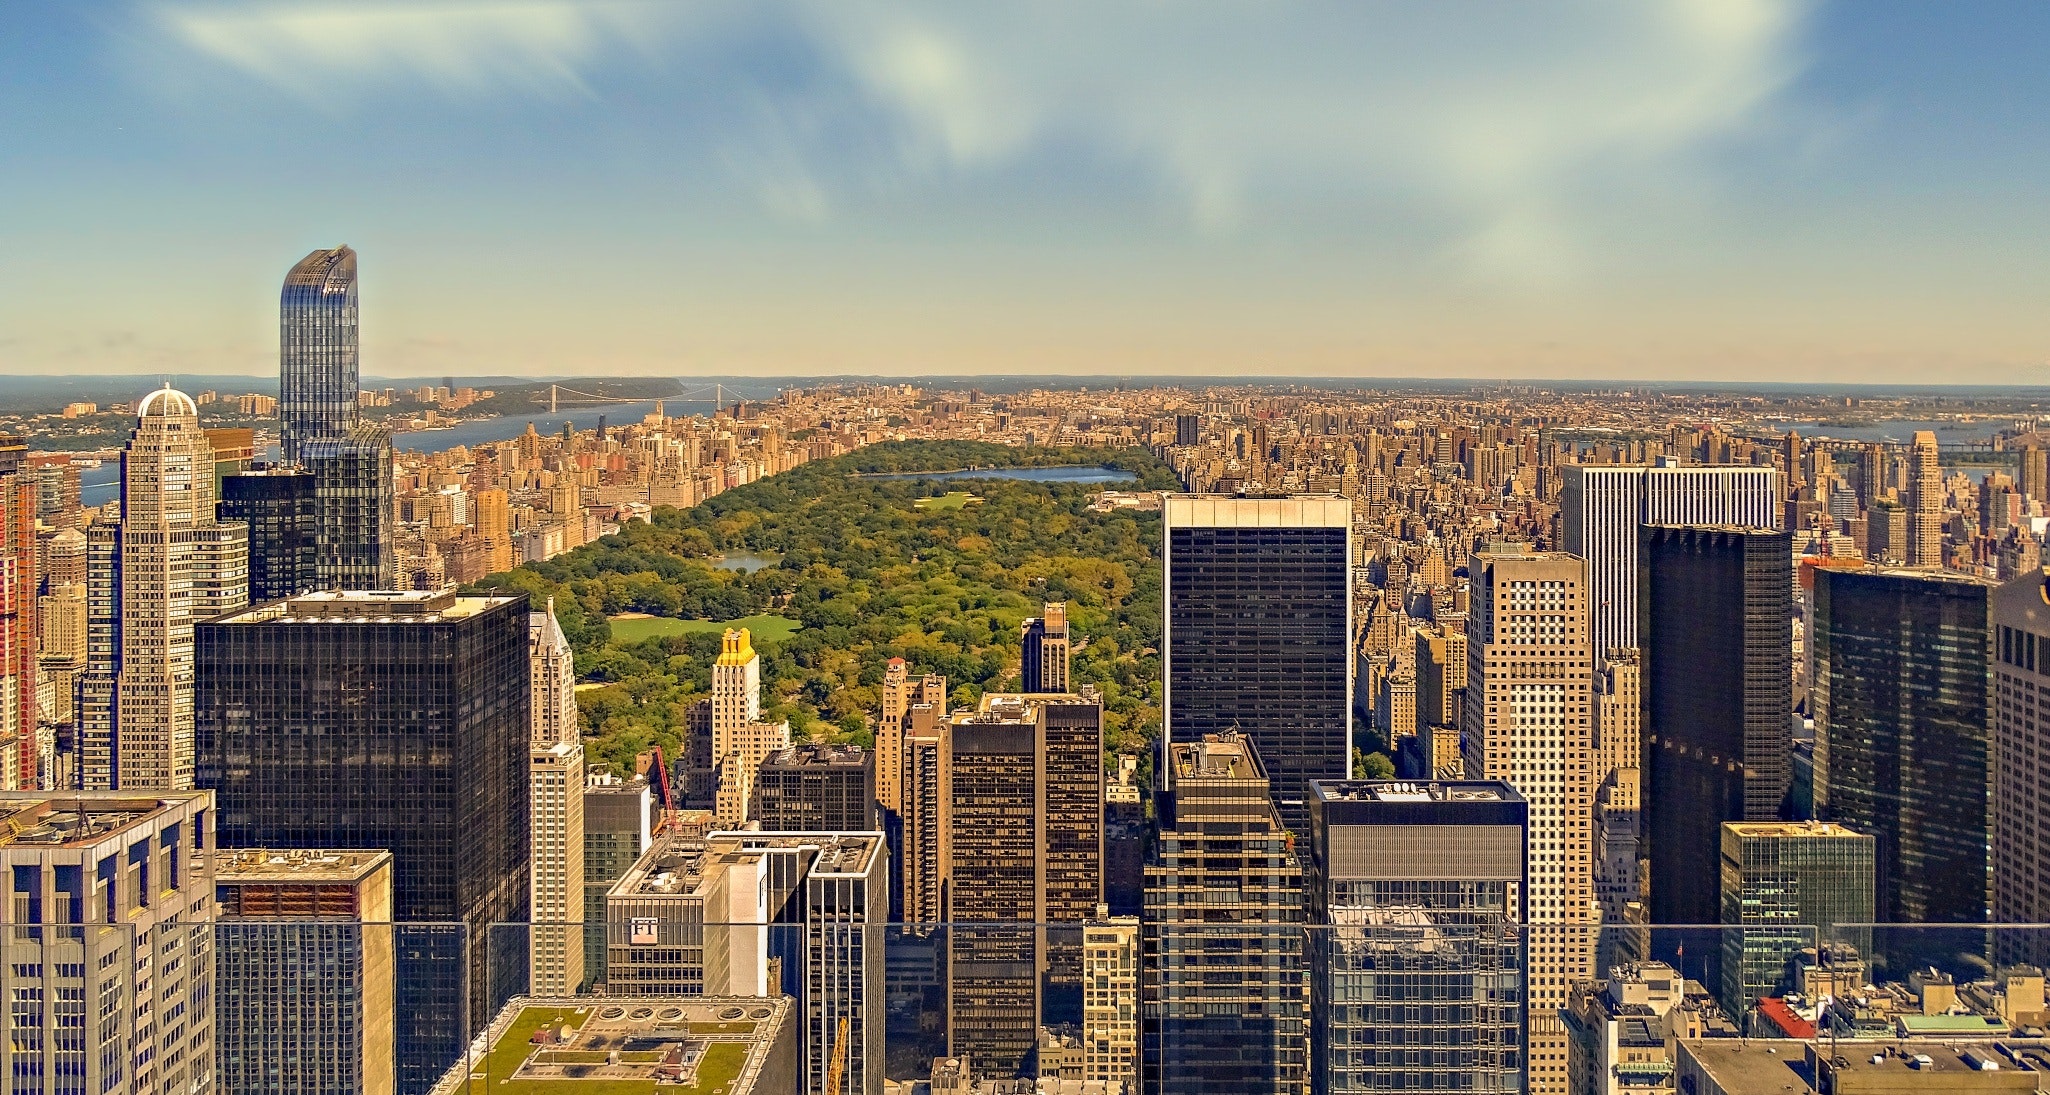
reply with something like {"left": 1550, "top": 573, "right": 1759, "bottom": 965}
{"left": 434, "top": 996, "right": 789, "bottom": 1095}
{"left": 760, "top": 743, "right": 870, "bottom": 769}
{"left": 1313, "top": 780, "right": 1522, "bottom": 804}
{"left": 0, "top": 793, "right": 206, "bottom": 849}
{"left": 1724, "top": 821, "right": 1868, "bottom": 840}
{"left": 212, "top": 588, "right": 517, "bottom": 625}
{"left": 212, "top": 848, "right": 391, "bottom": 883}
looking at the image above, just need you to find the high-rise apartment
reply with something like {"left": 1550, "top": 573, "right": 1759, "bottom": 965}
{"left": 1082, "top": 909, "right": 1140, "bottom": 1092}
{"left": 0, "top": 790, "right": 216, "bottom": 1095}
{"left": 580, "top": 770, "right": 652, "bottom": 988}
{"left": 280, "top": 245, "right": 360, "bottom": 462}
{"left": 474, "top": 487, "right": 513, "bottom": 575}
{"left": 710, "top": 627, "right": 792, "bottom": 827}
{"left": 875, "top": 661, "right": 946, "bottom": 917}
{"left": 1164, "top": 494, "right": 1352, "bottom": 828}
{"left": 1639, "top": 526, "right": 1792, "bottom": 929}
{"left": 304, "top": 424, "right": 396, "bottom": 590}
{"left": 1306, "top": 780, "right": 1528, "bottom": 1095}
{"left": 1143, "top": 731, "right": 1306, "bottom": 1095}
{"left": 899, "top": 699, "right": 950, "bottom": 926}
{"left": 0, "top": 438, "right": 34, "bottom": 788}
{"left": 756, "top": 743, "right": 876, "bottom": 832}
{"left": 943, "top": 693, "right": 1104, "bottom": 1076}
{"left": 1560, "top": 463, "right": 1780, "bottom": 670}
{"left": 1812, "top": 567, "right": 1992, "bottom": 926}
{"left": 529, "top": 600, "right": 586, "bottom": 996}
{"left": 1021, "top": 602, "right": 1071, "bottom": 693}
{"left": 1717, "top": 821, "right": 1875, "bottom": 1018}
{"left": 1463, "top": 547, "right": 1596, "bottom": 1095}
{"left": 1907, "top": 430, "right": 1944, "bottom": 568}
{"left": 104, "top": 387, "right": 250, "bottom": 790}
{"left": 1594, "top": 651, "right": 1643, "bottom": 926}
{"left": 196, "top": 589, "right": 530, "bottom": 1095}
{"left": 1992, "top": 571, "right": 2050, "bottom": 964}
{"left": 220, "top": 465, "right": 319, "bottom": 604}
{"left": 214, "top": 848, "right": 397, "bottom": 1095}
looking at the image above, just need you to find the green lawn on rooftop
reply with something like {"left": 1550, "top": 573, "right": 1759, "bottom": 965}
{"left": 479, "top": 1007, "right": 753, "bottom": 1095}
{"left": 605, "top": 613, "right": 802, "bottom": 643}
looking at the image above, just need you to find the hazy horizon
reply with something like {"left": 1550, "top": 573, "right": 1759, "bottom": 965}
{"left": 4, "top": 3, "right": 2048, "bottom": 383}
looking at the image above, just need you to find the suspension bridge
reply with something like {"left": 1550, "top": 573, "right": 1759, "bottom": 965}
{"left": 542, "top": 382, "right": 733, "bottom": 413}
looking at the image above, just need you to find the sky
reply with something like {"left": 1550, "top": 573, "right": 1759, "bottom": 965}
{"left": 2, "top": 2, "right": 2047, "bottom": 383}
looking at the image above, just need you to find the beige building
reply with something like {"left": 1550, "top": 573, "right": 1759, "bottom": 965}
{"left": 1994, "top": 569, "right": 2050, "bottom": 963}
{"left": 214, "top": 848, "right": 396, "bottom": 1095}
{"left": 1082, "top": 908, "right": 1139, "bottom": 1092}
{"left": 1565, "top": 962, "right": 1736, "bottom": 1095}
{"left": 530, "top": 599, "right": 587, "bottom": 995}
{"left": 1464, "top": 547, "right": 1598, "bottom": 1095}
{"left": 1595, "top": 650, "right": 1643, "bottom": 926}
{"left": 1907, "top": 430, "right": 1945, "bottom": 567}
{"left": 710, "top": 628, "right": 791, "bottom": 827}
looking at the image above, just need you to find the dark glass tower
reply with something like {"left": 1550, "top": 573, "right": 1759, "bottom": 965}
{"left": 195, "top": 589, "right": 531, "bottom": 1095}
{"left": 1639, "top": 525, "right": 1792, "bottom": 929}
{"left": 1812, "top": 567, "right": 1992, "bottom": 925}
{"left": 1164, "top": 495, "right": 1352, "bottom": 830}
{"left": 280, "top": 246, "right": 359, "bottom": 462}
{"left": 304, "top": 424, "right": 396, "bottom": 590}
{"left": 219, "top": 466, "right": 319, "bottom": 603}
{"left": 755, "top": 743, "right": 876, "bottom": 832}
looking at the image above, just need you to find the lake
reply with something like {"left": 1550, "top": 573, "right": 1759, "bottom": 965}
{"left": 713, "top": 552, "right": 781, "bottom": 572}
{"left": 862, "top": 465, "right": 1139, "bottom": 484}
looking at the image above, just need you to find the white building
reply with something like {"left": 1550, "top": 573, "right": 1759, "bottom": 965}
{"left": 529, "top": 598, "right": 586, "bottom": 995}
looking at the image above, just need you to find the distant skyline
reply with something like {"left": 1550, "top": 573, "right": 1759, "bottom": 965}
{"left": 3, "top": 2, "right": 2048, "bottom": 382}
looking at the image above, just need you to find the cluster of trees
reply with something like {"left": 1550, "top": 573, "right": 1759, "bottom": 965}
{"left": 479, "top": 442, "right": 1178, "bottom": 778}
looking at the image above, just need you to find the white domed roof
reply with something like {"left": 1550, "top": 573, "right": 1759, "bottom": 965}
{"left": 137, "top": 386, "right": 198, "bottom": 419}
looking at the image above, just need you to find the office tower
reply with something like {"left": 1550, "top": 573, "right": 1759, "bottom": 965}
{"left": 76, "top": 524, "right": 119, "bottom": 789}
{"left": 220, "top": 466, "right": 320, "bottom": 604}
{"left": 1594, "top": 652, "right": 1644, "bottom": 927}
{"left": 196, "top": 589, "right": 530, "bottom": 1095}
{"left": 1718, "top": 821, "right": 1875, "bottom": 1017}
{"left": 1083, "top": 909, "right": 1140, "bottom": 1092}
{"left": 432, "top": 995, "right": 798, "bottom": 1095}
{"left": 1812, "top": 567, "right": 1992, "bottom": 926}
{"left": 1560, "top": 463, "right": 1780, "bottom": 671}
{"left": 1306, "top": 780, "right": 1527, "bottom": 1095}
{"left": 109, "top": 387, "right": 250, "bottom": 790}
{"left": 36, "top": 581, "right": 86, "bottom": 731}
{"left": 943, "top": 693, "right": 1104, "bottom": 1076}
{"left": 280, "top": 245, "right": 360, "bottom": 462}
{"left": 1175, "top": 414, "right": 1201, "bottom": 447}
{"left": 756, "top": 743, "right": 876, "bottom": 832}
{"left": 529, "top": 600, "right": 587, "bottom": 996}
{"left": 581, "top": 770, "right": 652, "bottom": 988}
{"left": 900, "top": 701, "right": 950, "bottom": 926}
{"left": 0, "top": 439, "right": 33, "bottom": 788}
{"left": 605, "top": 830, "right": 885, "bottom": 1095}
{"left": 1144, "top": 731, "right": 1306, "bottom": 1095}
{"left": 1639, "top": 526, "right": 1792, "bottom": 931}
{"left": 1991, "top": 571, "right": 2050, "bottom": 961}
{"left": 1463, "top": 548, "right": 1596, "bottom": 1095}
{"left": 0, "top": 790, "right": 215, "bottom": 1095}
{"left": 1164, "top": 494, "right": 1353, "bottom": 828}
{"left": 1907, "top": 430, "right": 1944, "bottom": 567}
{"left": 1021, "top": 602, "right": 1071, "bottom": 693}
{"left": 474, "top": 487, "right": 513, "bottom": 575}
{"left": 2023, "top": 446, "right": 2049, "bottom": 509}
{"left": 305, "top": 424, "right": 397, "bottom": 590}
{"left": 877, "top": 661, "right": 946, "bottom": 832}
{"left": 709, "top": 628, "right": 792, "bottom": 827}
{"left": 214, "top": 848, "right": 397, "bottom": 1095}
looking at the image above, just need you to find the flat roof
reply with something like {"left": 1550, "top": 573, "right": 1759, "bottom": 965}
{"left": 435, "top": 996, "right": 789, "bottom": 1095}
{"left": 1723, "top": 821, "right": 1868, "bottom": 840}
{"left": 0, "top": 793, "right": 205, "bottom": 848}
{"left": 1313, "top": 780, "right": 1523, "bottom": 804}
{"left": 212, "top": 588, "right": 518, "bottom": 625}
{"left": 212, "top": 848, "right": 391, "bottom": 883}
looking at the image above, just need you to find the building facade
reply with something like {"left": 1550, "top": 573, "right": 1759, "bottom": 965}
{"left": 581, "top": 770, "right": 652, "bottom": 988}
{"left": 1021, "top": 601, "right": 1071, "bottom": 693}
{"left": 756, "top": 743, "right": 876, "bottom": 833}
{"left": 1717, "top": 821, "right": 1876, "bottom": 1018}
{"left": 219, "top": 466, "right": 320, "bottom": 604}
{"left": 710, "top": 628, "right": 791, "bottom": 828}
{"left": 529, "top": 600, "right": 587, "bottom": 996}
{"left": 303, "top": 424, "right": 397, "bottom": 591}
{"left": 1992, "top": 571, "right": 2050, "bottom": 964}
{"left": 280, "top": 245, "right": 360, "bottom": 463}
{"left": 1164, "top": 494, "right": 1352, "bottom": 829}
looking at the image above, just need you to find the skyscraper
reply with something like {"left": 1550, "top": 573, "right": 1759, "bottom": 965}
{"left": 0, "top": 437, "right": 35, "bottom": 788}
{"left": 304, "top": 423, "right": 397, "bottom": 590}
{"left": 219, "top": 465, "right": 319, "bottom": 603}
{"left": 1594, "top": 651, "right": 1643, "bottom": 927}
{"left": 214, "top": 848, "right": 397, "bottom": 1095}
{"left": 1560, "top": 462, "right": 1780, "bottom": 670}
{"left": 580, "top": 770, "right": 652, "bottom": 988}
{"left": 196, "top": 589, "right": 531, "bottom": 1095}
{"left": 1144, "top": 731, "right": 1306, "bottom": 1095}
{"left": 1639, "top": 525, "right": 1792, "bottom": 931}
{"left": 1164, "top": 494, "right": 1352, "bottom": 828}
{"left": 1717, "top": 821, "right": 1875, "bottom": 1018}
{"left": 107, "top": 387, "right": 250, "bottom": 790}
{"left": 1991, "top": 570, "right": 2050, "bottom": 963}
{"left": 1082, "top": 909, "right": 1141, "bottom": 1092}
{"left": 1021, "top": 601, "right": 1071, "bottom": 693}
{"left": 1907, "top": 430, "right": 1944, "bottom": 568}
{"left": 875, "top": 661, "right": 944, "bottom": 918}
{"left": 1306, "top": 780, "right": 1528, "bottom": 1095}
{"left": 756, "top": 743, "right": 876, "bottom": 832}
{"left": 529, "top": 600, "right": 586, "bottom": 996}
{"left": 1462, "top": 548, "right": 1596, "bottom": 1095}
{"left": 0, "top": 790, "right": 217, "bottom": 1095}
{"left": 899, "top": 699, "right": 950, "bottom": 927}
{"left": 280, "top": 245, "right": 360, "bottom": 463}
{"left": 710, "top": 627, "right": 791, "bottom": 827}
{"left": 1812, "top": 567, "right": 1992, "bottom": 926}
{"left": 474, "top": 487, "right": 513, "bottom": 576}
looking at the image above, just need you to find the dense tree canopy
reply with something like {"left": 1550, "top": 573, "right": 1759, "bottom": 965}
{"left": 478, "top": 442, "right": 1176, "bottom": 778}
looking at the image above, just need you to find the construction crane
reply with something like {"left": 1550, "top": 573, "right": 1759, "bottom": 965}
{"left": 825, "top": 1016, "right": 848, "bottom": 1095}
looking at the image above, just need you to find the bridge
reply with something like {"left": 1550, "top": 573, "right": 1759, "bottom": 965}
{"left": 541, "top": 382, "right": 733, "bottom": 413}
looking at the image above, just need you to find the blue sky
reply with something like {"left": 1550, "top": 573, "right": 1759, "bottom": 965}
{"left": 2, "top": 1, "right": 2046, "bottom": 382}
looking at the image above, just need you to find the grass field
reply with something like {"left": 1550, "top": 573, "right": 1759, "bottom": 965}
{"left": 478, "top": 1006, "right": 751, "bottom": 1094}
{"left": 607, "top": 613, "right": 803, "bottom": 643}
{"left": 913, "top": 491, "right": 981, "bottom": 510}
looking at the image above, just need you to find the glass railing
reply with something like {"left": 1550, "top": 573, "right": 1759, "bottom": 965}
{"left": 6, "top": 921, "right": 2048, "bottom": 1094}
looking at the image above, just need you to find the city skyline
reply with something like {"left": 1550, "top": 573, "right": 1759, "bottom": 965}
{"left": 4, "top": 4, "right": 2050, "bottom": 382}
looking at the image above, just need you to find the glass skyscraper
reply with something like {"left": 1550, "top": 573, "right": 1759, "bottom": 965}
{"left": 1163, "top": 495, "right": 1352, "bottom": 830}
{"left": 304, "top": 424, "right": 397, "bottom": 590}
{"left": 1718, "top": 821, "right": 1875, "bottom": 1018}
{"left": 280, "top": 246, "right": 360, "bottom": 462}
{"left": 1812, "top": 566, "right": 1993, "bottom": 926}
{"left": 219, "top": 466, "right": 319, "bottom": 604}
